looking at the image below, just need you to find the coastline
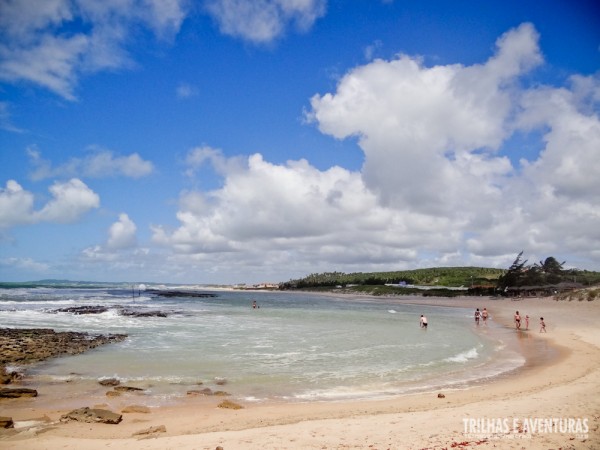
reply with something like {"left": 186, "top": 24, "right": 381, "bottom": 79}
{"left": 1, "top": 295, "right": 598, "bottom": 449}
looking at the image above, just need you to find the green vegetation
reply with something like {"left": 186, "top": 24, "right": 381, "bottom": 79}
{"left": 497, "top": 253, "right": 600, "bottom": 289}
{"left": 279, "top": 267, "right": 503, "bottom": 291}
{"left": 279, "top": 254, "right": 600, "bottom": 298}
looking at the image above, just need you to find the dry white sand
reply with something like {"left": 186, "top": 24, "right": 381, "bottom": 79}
{"left": 1, "top": 295, "right": 598, "bottom": 449}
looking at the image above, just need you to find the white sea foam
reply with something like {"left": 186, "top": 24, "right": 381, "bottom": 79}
{"left": 444, "top": 346, "right": 480, "bottom": 363}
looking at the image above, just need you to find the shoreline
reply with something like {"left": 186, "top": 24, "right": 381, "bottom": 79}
{"left": 1, "top": 295, "right": 598, "bottom": 449}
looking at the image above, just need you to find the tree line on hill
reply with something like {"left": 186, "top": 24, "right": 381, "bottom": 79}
{"left": 278, "top": 252, "right": 600, "bottom": 296}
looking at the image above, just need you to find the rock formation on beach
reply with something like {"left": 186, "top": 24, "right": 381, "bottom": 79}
{"left": 0, "top": 327, "right": 128, "bottom": 400}
{"left": 0, "top": 328, "right": 128, "bottom": 366}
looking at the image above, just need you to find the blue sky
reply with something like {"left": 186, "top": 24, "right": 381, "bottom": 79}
{"left": 1, "top": 0, "right": 599, "bottom": 284}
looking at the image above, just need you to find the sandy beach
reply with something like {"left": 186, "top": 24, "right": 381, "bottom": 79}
{"left": 1, "top": 295, "right": 598, "bottom": 449}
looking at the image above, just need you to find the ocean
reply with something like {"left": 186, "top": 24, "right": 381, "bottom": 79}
{"left": 0, "top": 283, "right": 524, "bottom": 407}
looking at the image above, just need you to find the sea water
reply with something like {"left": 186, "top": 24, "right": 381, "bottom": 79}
{"left": 0, "top": 284, "right": 524, "bottom": 405}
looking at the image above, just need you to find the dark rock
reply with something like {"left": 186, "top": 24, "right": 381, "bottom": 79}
{"left": 217, "top": 400, "right": 243, "bottom": 410}
{"left": 98, "top": 378, "right": 120, "bottom": 386}
{"left": 51, "top": 306, "right": 109, "bottom": 314}
{"left": 0, "top": 416, "right": 14, "bottom": 428}
{"left": 0, "top": 366, "right": 23, "bottom": 385}
{"left": 118, "top": 309, "right": 168, "bottom": 318}
{"left": 213, "top": 391, "right": 230, "bottom": 396}
{"left": 61, "top": 407, "right": 122, "bottom": 424}
{"left": 114, "top": 386, "right": 144, "bottom": 392}
{"left": 0, "top": 388, "right": 38, "bottom": 398}
{"left": 147, "top": 289, "right": 217, "bottom": 298}
{"left": 188, "top": 387, "right": 214, "bottom": 396}
{"left": 437, "top": 393, "right": 445, "bottom": 398}
{"left": 0, "top": 328, "right": 127, "bottom": 366}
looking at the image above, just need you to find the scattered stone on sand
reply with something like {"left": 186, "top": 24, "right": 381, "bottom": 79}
{"left": 60, "top": 407, "right": 122, "bottom": 424}
{"left": 0, "top": 366, "right": 24, "bottom": 385}
{"left": 99, "top": 377, "right": 120, "bottom": 387}
{"left": 437, "top": 393, "right": 446, "bottom": 398}
{"left": 132, "top": 424, "right": 166, "bottom": 437}
{"left": 217, "top": 400, "right": 243, "bottom": 410}
{"left": 0, "top": 416, "right": 14, "bottom": 428}
{"left": 106, "top": 390, "right": 121, "bottom": 397}
{"left": 121, "top": 405, "right": 151, "bottom": 414}
{"left": 0, "top": 388, "right": 38, "bottom": 398}
{"left": 213, "top": 391, "right": 230, "bottom": 396}
{"left": 114, "top": 386, "right": 145, "bottom": 393}
{"left": 187, "top": 387, "right": 214, "bottom": 396}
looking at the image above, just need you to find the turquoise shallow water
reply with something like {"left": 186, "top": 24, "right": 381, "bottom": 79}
{"left": 0, "top": 285, "right": 523, "bottom": 405}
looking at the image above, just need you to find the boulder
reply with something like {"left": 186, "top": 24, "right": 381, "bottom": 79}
{"left": 114, "top": 386, "right": 144, "bottom": 392}
{"left": 0, "top": 388, "right": 38, "bottom": 398}
{"left": 99, "top": 378, "right": 120, "bottom": 386}
{"left": 52, "top": 306, "right": 108, "bottom": 314}
{"left": 61, "top": 407, "right": 122, "bottom": 424}
{"left": 0, "top": 417, "right": 14, "bottom": 428}
{"left": 213, "top": 391, "right": 230, "bottom": 396}
{"left": 217, "top": 400, "right": 243, "bottom": 410}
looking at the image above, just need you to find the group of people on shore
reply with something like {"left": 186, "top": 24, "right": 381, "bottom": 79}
{"left": 514, "top": 310, "right": 546, "bottom": 332}
{"left": 416, "top": 307, "right": 546, "bottom": 333}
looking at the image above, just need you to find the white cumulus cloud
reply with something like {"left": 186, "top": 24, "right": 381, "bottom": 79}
{"left": 149, "top": 23, "right": 600, "bottom": 278}
{"left": 35, "top": 178, "right": 100, "bottom": 223}
{"left": 0, "top": 178, "right": 99, "bottom": 228}
{"left": 107, "top": 213, "right": 138, "bottom": 249}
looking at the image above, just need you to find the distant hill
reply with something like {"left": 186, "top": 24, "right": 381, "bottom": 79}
{"left": 279, "top": 266, "right": 600, "bottom": 297}
{"left": 279, "top": 267, "right": 504, "bottom": 289}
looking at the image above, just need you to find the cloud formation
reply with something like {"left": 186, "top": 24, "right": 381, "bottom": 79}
{"left": 205, "top": 0, "right": 327, "bottom": 44}
{"left": 149, "top": 23, "right": 600, "bottom": 279}
{"left": 107, "top": 213, "right": 138, "bottom": 250}
{"left": 0, "top": 179, "right": 99, "bottom": 228}
{"left": 28, "top": 148, "right": 154, "bottom": 180}
{"left": 0, "top": 0, "right": 326, "bottom": 100}
{"left": 0, "top": 0, "right": 187, "bottom": 99}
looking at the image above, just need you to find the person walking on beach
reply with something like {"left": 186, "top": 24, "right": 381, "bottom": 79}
{"left": 482, "top": 308, "right": 488, "bottom": 324}
{"left": 420, "top": 314, "right": 428, "bottom": 328}
{"left": 514, "top": 311, "right": 521, "bottom": 329}
{"left": 540, "top": 317, "right": 546, "bottom": 333}
{"left": 525, "top": 315, "right": 530, "bottom": 330}
{"left": 474, "top": 308, "right": 481, "bottom": 325}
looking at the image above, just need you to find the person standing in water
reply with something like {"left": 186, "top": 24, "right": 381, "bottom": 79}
{"left": 514, "top": 311, "right": 521, "bottom": 329}
{"left": 474, "top": 308, "right": 481, "bottom": 325}
{"left": 540, "top": 317, "right": 546, "bottom": 333}
{"left": 482, "top": 308, "right": 488, "bottom": 324}
{"left": 420, "top": 314, "right": 428, "bottom": 328}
